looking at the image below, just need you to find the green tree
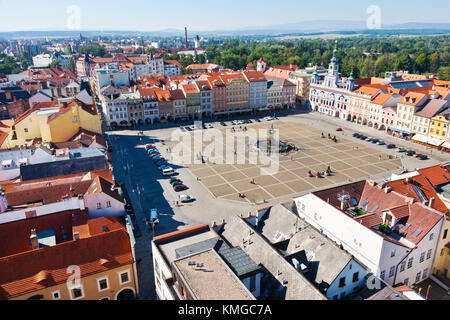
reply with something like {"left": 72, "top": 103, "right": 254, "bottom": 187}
{"left": 49, "top": 60, "right": 61, "bottom": 68}
{"left": 65, "top": 44, "right": 73, "bottom": 55}
{"left": 395, "top": 54, "right": 412, "bottom": 71}
{"left": 68, "top": 58, "right": 76, "bottom": 72}
{"left": 414, "top": 53, "right": 429, "bottom": 73}
{"left": 375, "top": 56, "right": 388, "bottom": 77}
{"left": 429, "top": 53, "right": 441, "bottom": 74}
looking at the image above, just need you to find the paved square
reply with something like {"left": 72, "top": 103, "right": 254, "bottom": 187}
{"left": 166, "top": 121, "right": 403, "bottom": 204}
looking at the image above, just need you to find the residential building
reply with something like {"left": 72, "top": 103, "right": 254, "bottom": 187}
{"left": 93, "top": 66, "right": 130, "bottom": 96}
{"left": 181, "top": 83, "right": 201, "bottom": 120}
{"left": 411, "top": 99, "right": 449, "bottom": 149}
{"left": 220, "top": 73, "right": 250, "bottom": 115}
{"left": 154, "top": 87, "right": 174, "bottom": 121}
{"left": 152, "top": 225, "right": 260, "bottom": 300}
{"left": 266, "top": 79, "right": 283, "bottom": 110}
{"left": 196, "top": 80, "right": 213, "bottom": 117}
{"left": 243, "top": 71, "right": 268, "bottom": 112}
{"left": 137, "top": 87, "right": 159, "bottom": 124}
{"left": 429, "top": 107, "right": 450, "bottom": 144}
{"left": 289, "top": 66, "right": 328, "bottom": 107}
{"left": 251, "top": 203, "right": 371, "bottom": 300}
{"left": 392, "top": 92, "right": 429, "bottom": 138}
{"left": 367, "top": 93, "right": 402, "bottom": 131}
{"left": 169, "top": 89, "right": 187, "bottom": 120}
{"left": 163, "top": 60, "right": 182, "bottom": 77}
{"left": 205, "top": 75, "right": 226, "bottom": 115}
{"left": 8, "top": 97, "right": 101, "bottom": 147}
{"left": 100, "top": 86, "right": 130, "bottom": 127}
{"left": 0, "top": 209, "right": 138, "bottom": 300}
{"left": 294, "top": 180, "right": 445, "bottom": 287}
{"left": 347, "top": 86, "right": 384, "bottom": 126}
{"left": 187, "top": 64, "right": 221, "bottom": 74}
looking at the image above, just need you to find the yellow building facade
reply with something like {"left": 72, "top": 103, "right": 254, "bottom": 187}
{"left": 7, "top": 101, "right": 102, "bottom": 147}
{"left": 10, "top": 264, "right": 138, "bottom": 301}
{"left": 433, "top": 216, "right": 450, "bottom": 280}
{"left": 429, "top": 113, "right": 449, "bottom": 141}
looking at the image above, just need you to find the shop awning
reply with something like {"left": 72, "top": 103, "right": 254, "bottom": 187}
{"left": 441, "top": 141, "right": 450, "bottom": 149}
{"left": 412, "top": 134, "right": 445, "bottom": 147}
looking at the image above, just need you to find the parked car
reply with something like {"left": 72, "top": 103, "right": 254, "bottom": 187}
{"left": 152, "top": 156, "right": 163, "bottom": 162}
{"left": 365, "top": 137, "right": 372, "bottom": 142}
{"left": 170, "top": 177, "right": 182, "bottom": 184}
{"left": 155, "top": 160, "right": 168, "bottom": 166}
{"left": 162, "top": 168, "right": 176, "bottom": 176}
{"left": 145, "top": 144, "right": 156, "bottom": 150}
{"left": 158, "top": 165, "right": 171, "bottom": 171}
{"left": 254, "top": 119, "right": 262, "bottom": 123}
{"left": 352, "top": 133, "right": 360, "bottom": 138}
{"left": 386, "top": 144, "right": 396, "bottom": 149}
{"left": 148, "top": 149, "right": 159, "bottom": 155}
{"left": 418, "top": 155, "right": 428, "bottom": 160}
{"left": 220, "top": 122, "right": 227, "bottom": 127}
{"left": 185, "top": 126, "right": 192, "bottom": 131}
{"left": 174, "top": 185, "right": 189, "bottom": 192}
{"left": 414, "top": 153, "right": 422, "bottom": 158}
{"left": 179, "top": 195, "right": 195, "bottom": 203}
{"left": 205, "top": 123, "right": 214, "bottom": 129}
{"left": 370, "top": 139, "right": 379, "bottom": 144}
{"left": 246, "top": 119, "right": 253, "bottom": 124}
{"left": 171, "top": 181, "right": 184, "bottom": 187}
{"left": 231, "top": 120, "right": 238, "bottom": 125}
{"left": 396, "top": 147, "right": 406, "bottom": 153}
{"left": 376, "top": 140, "right": 385, "bottom": 145}
{"left": 359, "top": 135, "right": 367, "bottom": 140}
{"left": 264, "top": 116, "right": 274, "bottom": 121}
{"left": 336, "top": 128, "right": 343, "bottom": 132}
{"left": 406, "top": 150, "right": 415, "bottom": 156}
{"left": 150, "top": 153, "right": 161, "bottom": 159}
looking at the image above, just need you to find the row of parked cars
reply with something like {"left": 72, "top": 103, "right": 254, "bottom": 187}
{"left": 352, "top": 133, "right": 428, "bottom": 160}
{"left": 146, "top": 144, "right": 192, "bottom": 192}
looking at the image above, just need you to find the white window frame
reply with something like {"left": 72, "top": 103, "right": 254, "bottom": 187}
{"left": 68, "top": 284, "right": 85, "bottom": 300}
{"left": 52, "top": 290, "right": 61, "bottom": 300}
{"left": 97, "top": 275, "right": 110, "bottom": 292}
{"left": 118, "top": 269, "right": 131, "bottom": 285}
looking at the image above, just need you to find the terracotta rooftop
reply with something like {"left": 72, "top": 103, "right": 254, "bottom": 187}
{"left": 0, "top": 214, "right": 131, "bottom": 299}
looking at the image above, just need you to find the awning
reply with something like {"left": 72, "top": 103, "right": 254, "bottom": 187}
{"left": 390, "top": 127, "right": 411, "bottom": 135}
{"left": 412, "top": 134, "right": 445, "bottom": 147}
{"left": 441, "top": 141, "right": 450, "bottom": 149}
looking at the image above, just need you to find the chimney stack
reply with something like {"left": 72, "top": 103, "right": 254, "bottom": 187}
{"left": 30, "top": 229, "right": 39, "bottom": 249}
{"left": 384, "top": 186, "right": 392, "bottom": 194}
{"left": 429, "top": 197, "right": 435, "bottom": 209}
{"left": 340, "top": 201, "right": 346, "bottom": 211}
{"left": 73, "top": 232, "right": 80, "bottom": 240}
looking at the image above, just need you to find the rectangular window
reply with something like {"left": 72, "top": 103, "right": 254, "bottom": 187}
{"left": 119, "top": 270, "right": 130, "bottom": 285}
{"left": 106, "top": 201, "right": 111, "bottom": 208}
{"left": 352, "top": 272, "right": 359, "bottom": 283}
{"left": 380, "top": 270, "right": 386, "bottom": 280}
{"left": 423, "top": 269, "right": 428, "bottom": 279}
{"left": 339, "top": 277, "right": 346, "bottom": 288}
{"left": 443, "top": 229, "right": 448, "bottom": 239}
{"left": 52, "top": 290, "right": 61, "bottom": 300}
{"left": 391, "top": 249, "right": 396, "bottom": 258}
{"left": 420, "top": 252, "right": 425, "bottom": 263}
{"left": 427, "top": 249, "right": 432, "bottom": 260}
{"left": 407, "top": 257, "right": 414, "bottom": 269}
{"left": 415, "top": 272, "right": 421, "bottom": 283}
{"left": 389, "top": 266, "right": 396, "bottom": 278}
{"left": 97, "top": 277, "right": 109, "bottom": 292}
{"left": 96, "top": 203, "right": 101, "bottom": 209}
{"left": 69, "top": 285, "right": 84, "bottom": 300}
{"left": 400, "top": 261, "right": 406, "bottom": 272}
{"left": 404, "top": 278, "right": 409, "bottom": 286}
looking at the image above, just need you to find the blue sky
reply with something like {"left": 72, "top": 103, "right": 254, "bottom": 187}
{"left": 0, "top": 0, "right": 449, "bottom": 31}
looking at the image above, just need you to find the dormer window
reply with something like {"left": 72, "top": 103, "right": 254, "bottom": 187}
{"left": 383, "top": 211, "right": 394, "bottom": 227}
{"left": 1, "top": 160, "right": 13, "bottom": 169}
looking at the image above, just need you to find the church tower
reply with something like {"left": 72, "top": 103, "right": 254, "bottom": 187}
{"left": 324, "top": 41, "right": 340, "bottom": 88}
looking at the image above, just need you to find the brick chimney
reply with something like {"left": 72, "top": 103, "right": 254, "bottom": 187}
{"left": 384, "top": 186, "right": 392, "bottom": 194}
{"left": 73, "top": 232, "right": 80, "bottom": 240}
{"left": 30, "top": 229, "right": 39, "bottom": 249}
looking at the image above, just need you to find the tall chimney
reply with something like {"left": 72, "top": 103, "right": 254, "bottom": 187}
{"left": 340, "top": 201, "right": 346, "bottom": 211}
{"left": 30, "top": 229, "right": 39, "bottom": 249}
{"left": 185, "top": 27, "right": 188, "bottom": 49}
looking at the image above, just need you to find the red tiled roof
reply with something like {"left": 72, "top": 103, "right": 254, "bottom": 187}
{"left": 0, "top": 216, "right": 131, "bottom": 299}
{"left": 417, "top": 164, "right": 450, "bottom": 187}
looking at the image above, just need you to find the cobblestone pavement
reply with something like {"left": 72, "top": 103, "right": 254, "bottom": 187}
{"left": 104, "top": 111, "right": 449, "bottom": 300}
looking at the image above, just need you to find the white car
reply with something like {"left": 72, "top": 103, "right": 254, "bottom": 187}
{"left": 264, "top": 116, "right": 274, "bottom": 122}
{"left": 206, "top": 123, "right": 213, "bottom": 129}
{"left": 179, "top": 195, "right": 196, "bottom": 203}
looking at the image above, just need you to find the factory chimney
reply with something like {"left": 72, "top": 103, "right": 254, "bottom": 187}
{"left": 185, "top": 27, "right": 188, "bottom": 49}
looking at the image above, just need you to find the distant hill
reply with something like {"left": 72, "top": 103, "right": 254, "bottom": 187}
{"left": 0, "top": 21, "right": 449, "bottom": 40}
